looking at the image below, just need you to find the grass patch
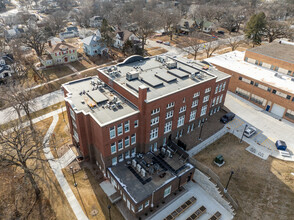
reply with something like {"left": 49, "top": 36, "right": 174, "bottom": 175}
{"left": 41, "top": 65, "right": 74, "bottom": 81}
{"left": 70, "top": 61, "right": 88, "bottom": 72}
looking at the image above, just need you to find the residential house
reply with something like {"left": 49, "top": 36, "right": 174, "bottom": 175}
{"left": 0, "top": 55, "right": 14, "bottom": 80}
{"left": 177, "top": 18, "right": 196, "bottom": 34}
{"left": 113, "top": 29, "right": 140, "bottom": 49}
{"left": 89, "top": 16, "right": 103, "bottom": 28}
{"left": 82, "top": 30, "right": 108, "bottom": 56}
{"left": 195, "top": 19, "right": 215, "bottom": 33}
{"left": 4, "top": 27, "right": 25, "bottom": 41}
{"left": 59, "top": 27, "right": 79, "bottom": 40}
{"left": 40, "top": 41, "right": 78, "bottom": 68}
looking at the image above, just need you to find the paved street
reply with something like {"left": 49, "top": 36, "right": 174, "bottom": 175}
{"left": 225, "top": 91, "right": 294, "bottom": 153}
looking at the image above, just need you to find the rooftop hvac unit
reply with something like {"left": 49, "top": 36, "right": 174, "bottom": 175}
{"left": 291, "top": 78, "right": 294, "bottom": 82}
{"left": 156, "top": 55, "right": 166, "bottom": 63}
{"left": 166, "top": 60, "right": 177, "bottom": 69}
{"left": 126, "top": 70, "right": 139, "bottom": 81}
{"left": 141, "top": 168, "right": 146, "bottom": 177}
{"left": 101, "top": 82, "right": 105, "bottom": 87}
{"left": 132, "top": 159, "right": 136, "bottom": 167}
{"left": 137, "top": 164, "right": 141, "bottom": 172}
{"left": 113, "top": 96, "right": 118, "bottom": 103}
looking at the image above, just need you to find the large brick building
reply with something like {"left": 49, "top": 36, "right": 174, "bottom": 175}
{"left": 62, "top": 55, "right": 230, "bottom": 217}
{"left": 205, "top": 42, "right": 294, "bottom": 122}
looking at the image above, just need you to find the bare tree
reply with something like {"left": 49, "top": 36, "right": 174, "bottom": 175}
{"left": 204, "top": 41, "right": 220, "bottom": 58}
{"left": 180, "top": 32, "right": 202, "bottom": 60}
{"left": 0, "top": 121, "right": 47, "bottom": 198}
{"left": 159, "top": 8, "right": 181, "bottom": 41}
{"left": 227, "top": 37, "right": 243, "bottom": 51}
{"left": 22, "top": 28, "right": 47, "bottom": 57}
{"left": 43, "top": 11, "right": 67, "bottom": 36}
{"left": 265, "top": 21, "right": 290, "bottom": 43}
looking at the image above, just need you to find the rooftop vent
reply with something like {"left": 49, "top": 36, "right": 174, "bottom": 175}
{"left": 166, "top": 60, "right": 177, "bottom": 69}
{"left": 156, "top": 55, "right": 166, "bottom": 63}
{"left": 141, "top": 168, "right": 146, "bottom": 177}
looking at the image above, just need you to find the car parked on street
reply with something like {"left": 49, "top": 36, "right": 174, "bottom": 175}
{"left": 244, "top": 126, "right": 257, "bottom": 138}
{"left": 163, "top": 41, "right": 170, "bottom": 46}
{"left": 156, "top": 40, "right": 163, "bottom": 43}
{"left": 220, "top": 112, "right": 235, "bottom": 124}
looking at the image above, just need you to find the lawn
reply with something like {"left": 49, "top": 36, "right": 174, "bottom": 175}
{"left": 146, "top": 47, "right": 168, "bottom": 56}
{"left": 194, "top": 133, "right": 294, "bottom": 220}
{"left": 152, "top": 34, "right": 207, "bottom": 48}
{"left": 62, "top": 167, "right": 124, "bottom": 220}
{"left": 41, "top": 65, "right": 74, "bottom": 81}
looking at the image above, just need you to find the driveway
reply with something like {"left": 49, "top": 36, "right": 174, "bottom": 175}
{"left": 225, "top": 91, "right": 294, "bottom": 152}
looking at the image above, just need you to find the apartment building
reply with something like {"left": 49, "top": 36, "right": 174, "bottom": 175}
{"left": 205, "top": 44, "right": 294, "bottom": 122}
{"left": 62, "top": 55, "right": 230, "bottom": 217}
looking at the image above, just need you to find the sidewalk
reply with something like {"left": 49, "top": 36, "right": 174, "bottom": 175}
{"left": 43, "top": 115, "right": 88, "bottom": 220}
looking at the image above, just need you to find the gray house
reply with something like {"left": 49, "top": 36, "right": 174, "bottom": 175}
{"left": 82, "top": 30, "right": 108, "bottom": 56}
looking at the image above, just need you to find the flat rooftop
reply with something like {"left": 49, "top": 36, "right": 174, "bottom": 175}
{"left": 98, "top": 55, "right": 219, "bottom": 102}
{"left": 63, "top": 77, "right": 139, "bottom": 126}
{"left": 109, "top": 151, "right": 194, "bottom": 203}
{"left": 247, "top": 41, "right": 294, "bottom": 64}
{"left": 205, "top": 51, "right": 294, "bottom": 94}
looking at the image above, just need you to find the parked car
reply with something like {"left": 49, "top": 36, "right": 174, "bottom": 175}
{"left": 220, "top": 112, "right": 235, "bottom": 124}
{"left": 163, "top": 41, "right": 170, "bottom": 46}
{"left": 275, "top": 140, "right": 287, "bottom": 151}
{"left": 156, "top": 40, "right": 163, "bottom": 43}
{"left": 217, "top": 30, "right": 225, "bottom": 35}
{"left": 244, "top": 126, "right": 257, "bottom": 138}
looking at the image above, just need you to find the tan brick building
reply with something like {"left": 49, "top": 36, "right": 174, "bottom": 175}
{"left": 62, "top": 55, "right": 230, "bottom": 217}
{"left": 205, "top": 42, "right": 294, "bottom": 122}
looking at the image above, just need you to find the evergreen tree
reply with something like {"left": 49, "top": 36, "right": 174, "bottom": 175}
{"left": 245, "top": 12, "right": 267, "bottom": 45}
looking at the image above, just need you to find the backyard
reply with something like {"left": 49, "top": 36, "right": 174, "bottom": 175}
{"left": 194, "top": 133, "right": 294, "bottom": 220}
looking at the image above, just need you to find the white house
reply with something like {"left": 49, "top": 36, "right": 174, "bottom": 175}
{"left": 113, "top": 30, "right": 140, "bottom": 49}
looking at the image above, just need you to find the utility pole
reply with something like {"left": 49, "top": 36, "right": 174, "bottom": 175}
{"left": 224, "top": 171, "right": 234, "bottom": 193}
{"left": 240, "top": 124, "right": 248, "bottom": 143}
{"left": 70, "top": 166, "right": 77, "bottom": 187}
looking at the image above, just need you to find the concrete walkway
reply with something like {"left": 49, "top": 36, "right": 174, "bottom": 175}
{"left": 43, "top": 115, "right": 88, "bottom": 220}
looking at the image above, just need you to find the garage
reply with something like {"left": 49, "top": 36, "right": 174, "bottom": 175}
{"left": 271, "top": 104, "right": 286, "bottom": 117}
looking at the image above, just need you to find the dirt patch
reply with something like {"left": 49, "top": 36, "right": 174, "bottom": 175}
{"left": 194, "top": 133, "right": 294, "bottom": 220}
{"left": 152, "top": 34, "right": 207, "bottom": 47}
{"left": 146, "top": 47, "right": 168, "bottom": 56}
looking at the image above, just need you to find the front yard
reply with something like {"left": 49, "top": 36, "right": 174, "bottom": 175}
{"left": 194, "top": 133, "right": 294, "bottom": 220}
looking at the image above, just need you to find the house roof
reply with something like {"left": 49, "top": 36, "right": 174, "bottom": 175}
{"left": 66, "top": 26, "right": 78, "bottom": 32}
{"left": 47, "top": 42, "right": 76, "bottom": 53}
{"left": 115, "top": 30, "right": 133, "bottom": 42}
{"left": 246, "top": 41, "right": 294, "bottom": 65}
{"left": 82, "top": 31, "right": 101, "bottom": 46}
{"left": 0, "top": 65, "right": 11, "bottom": 74}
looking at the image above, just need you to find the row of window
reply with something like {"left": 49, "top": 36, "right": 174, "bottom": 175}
{"left": 111, "top": 134, "right": 136, "bottom": 154}
{"left": 110, "top": 120, "right": 139, "bottom": 139}
{"left": 215, "top": 82, "right": 226, "bottom": 94}
{"left": 238, "top": 76, "right": 294, "bottom": 102}
{"left": 54, "top": 50, "right": 75, "bottom": 56}
{"left": 111, "top": 148, "right": 136, "bottom": 166}
{"left": 211, "top": 94, "right": 223, "bottom": 107}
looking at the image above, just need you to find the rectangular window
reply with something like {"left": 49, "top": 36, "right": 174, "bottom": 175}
{"left": 179, "top": 106, "right": 186, "bottom": 113}
{"left": 151, "top": 108, "right": 160, "bottom": 115}
{"left": 70, "top": 108, "right": 76, "bottom": 120}
{"left": 215, "top": 85, "right": 219, "bottom": 94}
{"left": 286, "top": 95, "right": 291, "bottom": 100}
{"left": 151, "top": 116, "right": 159, "bottom": 126}
{"left": 254, "top": 82, "right": 259, "bottom": 87}
{"left": 189, "top": 110, "right": 196, "bottom": 121}
{"left": 166, "top": 110, "right": 174, "bottom": 119}
{"left": 177, "top": 115, "right": 185, "bottom": 127}
{"left": 125, "top": 150, "right": 130, "bottom": 158}
{"left": 164, "top": 121, "right": 172, "bottom": 133}
{"left": 131, "top": 147, "right": 136, "bottom": 157}
{"left": 245, "top": 57, "right": 248, "bottom": 62}
{"left": 125, "top": 136, "right": 130, "bottom": 147}
{"left": 259, "top": 61, "right": 263, "bottom": 66}
{"left": 163, "top": 137, "right": 166, "bottom": 146}
{"left": 118, "top": 140, "right": 123, "bottom": 151}
{"left": 166, "top": 102, "right": 175, "bottom": 109}
{"left": 112, "top": 157, "right": 117, "bottom": 166}
{"left": 250, "top": 81, "right": 254, "bottom": 85}
{"left": 73, "top": 129, "right": 79, "bottom": 142}
{"left": 255, "top": 60, "right": 258, "bottom": 65}
{"left": 131, "top": 134, "right": 136, "bottom": 145}
{"left": 212, "top": 97, "right": 216, "bottom": 106}
{"left": 272, "top": 89, "right": 277, "bottom": 94}
{"left": 216, "top": 96, "right": 220, "bottom": 105}
{"left": 138, "top": 204, "right": 143, "bottom": 212}
{"left": 191, "top": 123, "right": 194, "bottom": 131}
{"left": 270, "top": 65, "right": 274, "bottom": 70}
{"left": 117, "top": 123, "right": 123, "bottom": 136}
{"left": 124, "top": 121, "right": 130, "bottom": 132}
{"left": 110, "top": 126, "right": 116, "bottom": 139}
{"left": 239, "top": 76, "right": 242, "bottom": 80}
{"left": 145, "top": 200, "right": 149, "bottom": 208}
{"left": 150, "top": 127, "right": 159, "bottom": 140}
{"left": 205, "top": 87, "right": 211, "bottom": 93}
{"left": 72, "top": 120, "right": 77, "bottom": 129}
{"left": 200, "top": 105, "right": 207, "bottom": 116}
{"left": 287, "top": 70, "right": 292, "bottom": 75}
{"left": 134, "top": 120, "right": 139, "bottom": 128}
{"left": 222, "top": 82, "right": 226, "bottom": 91}
{"left": 164, "top": 186, "right": 171, "bottom": 198}
{"left": 274, "top": 66, "right": 279, "bottom": 71}
{"left": 267, "top": 87, "right": 271, "bottom": 92}
{"left": 191, "top": 100, "right": 198, "bottom": 108}
{"left": 193, "top": 92, "right": 200, "bottom": 98}
{"left": 203, "top": 95, "right": 210, "bottom": 103}
{"left": 219, "top": 94, "right": 223, "bottom": 103}
{"left": 111, "top": 143, "right": 116, "bottom": 154}
{"left": 118, "top": 154, "right": 123, "bottom": 162}
{"left": 219, "top": 84, "right": 222, "bottom": 92}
